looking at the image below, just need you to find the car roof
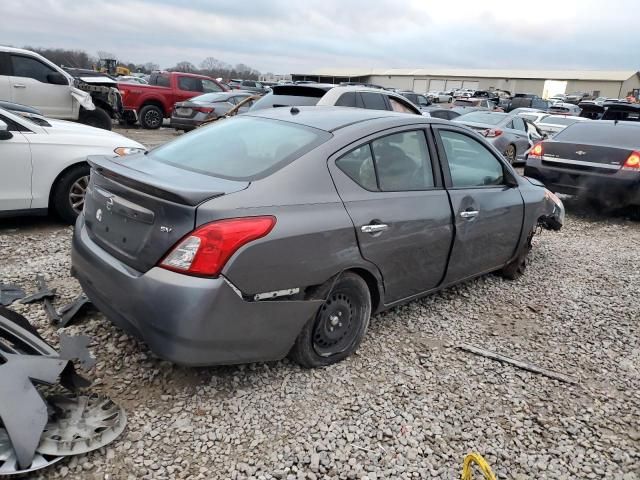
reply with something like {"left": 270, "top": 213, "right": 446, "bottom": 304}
{"left": 243, "top": 106, "right": 431, "bottom": 132}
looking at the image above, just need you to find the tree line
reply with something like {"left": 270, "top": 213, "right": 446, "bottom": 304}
{"left": 21, "top": 47, "right": 263, "bottom": 79}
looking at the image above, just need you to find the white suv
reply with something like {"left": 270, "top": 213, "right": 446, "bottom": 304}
{"left": 0, "top": 47, "right": 114, "bottom": 129}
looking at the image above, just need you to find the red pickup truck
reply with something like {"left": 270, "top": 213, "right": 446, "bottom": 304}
{"left": 119, "top": 71, "right": 228, "bottom": 129}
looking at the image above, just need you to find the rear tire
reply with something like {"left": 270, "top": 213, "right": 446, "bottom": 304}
{"left": 139, "top": 105, "right": 163, "bottom": 129}
{"left": 51, "top": 164, "right": 90, "bottom": 224}
{"left": 289, "top": 273, "right": 371, "bottom": 368}
{"left": 78, "top": 107, "right": 112, "bottom": 130}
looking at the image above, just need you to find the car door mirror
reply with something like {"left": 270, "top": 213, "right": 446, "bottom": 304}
{"left": 47, "top": 72, "right": 69, "bottom": 85}
{"left": 0, "top": 120, "right": 13, "bottom": 140}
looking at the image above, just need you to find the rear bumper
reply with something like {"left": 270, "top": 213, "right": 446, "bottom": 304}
{"left": 169, "top": 116, "right": 204, "bottom": 130}
{"left": 71, "top": 217, "right": 321, "bottom": 366}
{"left": 524, "top": 158, "right": 640, "bottom": 202}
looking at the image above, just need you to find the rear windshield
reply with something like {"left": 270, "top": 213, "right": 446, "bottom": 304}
{"left": 190, "top": 93, "right": 228, "bottom": 103}
{"left": 454, "top": 112, "right": 505, "bottom": 125}
{"left": 553, "top": 123, "right": 640, "bottom": 149}
{"left": 541, "top": 116, "right": 579, "bottom": 126}
{"left": 251, "top": 93, "right": 323, "bottom": 110}
{"left": 147, "top": 116, "right": 331, "bottom": 180}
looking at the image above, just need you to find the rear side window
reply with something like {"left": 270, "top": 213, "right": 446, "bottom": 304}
{"left": 361, "top": 92, "right": 388, "bottom": 111}
{"left": 336, "top": 144, "right": 377, "bottom": 190}
{"left": 439, "top": 130, "right": 504, "bottom": 187}
{"left": 553, "top": 123, "right": 640, "bottom": 149}
{"left": 335, "top": 92, "right": 359, "bottom": 107}
{"left": 388, "top": 98, "right": 416, "bottom": 114}
{"left": 512, "top": 117, "right": 526, "bottom": 131}
{"left": 10, "top": 55, "right": 55, "bottom": 83}
{"left": 242, "top": 81, "right": 256, "bottom": 87}
{"left": 148, "top": 117, "right": 330, "bottom": 180}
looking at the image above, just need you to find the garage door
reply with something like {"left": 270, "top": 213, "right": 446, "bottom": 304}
{"left": 463, "top": 81, "right": 479, "bottom": 90}
{"left": 413, "top": 79, "right": 428, "bottom": 93}
{"left": 446, "top": 80, "right": 462, "bottom": 90}
{"left": 429, "top": 79, "right": 446, "bottom": 92}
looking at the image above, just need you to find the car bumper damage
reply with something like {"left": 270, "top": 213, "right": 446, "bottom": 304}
{"left": 71, "top": 219, "right": 322, "bottom": 366}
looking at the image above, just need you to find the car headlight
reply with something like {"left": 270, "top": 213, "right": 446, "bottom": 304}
{"left": 114, "top": 147, "right": 146, "bottom": 156}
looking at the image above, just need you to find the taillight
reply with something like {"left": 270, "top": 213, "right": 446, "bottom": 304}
{"left": 623, "top": 151, "right": 640, "bottom": 170}
{"left": 529, "top": 142, "right": 544, "bottom": 159}
{"left": 484, "top": 128, "right": 503, "bottom": 138}
{"left": 193, "top": 106, "right": 214, "bottom": 114}
{"left": 159, "top": 216, "right": 276, "bottom": 277}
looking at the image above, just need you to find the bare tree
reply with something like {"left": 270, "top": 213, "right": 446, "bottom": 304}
{"left": 171, "top": 61, "right": 197, "bottom": 73}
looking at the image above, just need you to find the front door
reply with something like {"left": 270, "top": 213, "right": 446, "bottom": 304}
{"left": 433, "top": 126, "right": 524, "bottom": 283}
{"left": 329, "top": 128, "right": 454, "bottom": 303}
{"left": 9, "top": 54, "right": 73, "bottom": 118}
{"left": 0, "top": 113, "right": 32, "bottom": 211}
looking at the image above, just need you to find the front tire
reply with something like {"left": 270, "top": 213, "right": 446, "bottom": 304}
{"left": 51, "top": 164, "right": 90, "bottom": 224}
{"left": 289, "top": 273, "right": 371, "bottom": 368}
{"left": 78, "top": 107, "right": 112, "bottom": 130}
{"left": 139, "top": 105, "right": 163, "bottom": 129}
{"left": 501, "top": 230, "right": 533, "bottom": 280}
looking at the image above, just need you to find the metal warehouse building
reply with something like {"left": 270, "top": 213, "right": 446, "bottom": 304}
{"left": 291, "top": 68, "right": 640, "bottom": 99}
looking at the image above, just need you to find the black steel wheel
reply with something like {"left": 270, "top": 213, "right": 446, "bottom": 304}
{"left": 139, "top": 105, "right": 163, "bottom": 129}
{"left": 289, "top": 273, "right": 371, "bottom": 368}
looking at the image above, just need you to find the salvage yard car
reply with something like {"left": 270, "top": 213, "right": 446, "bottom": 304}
{"left": 71, "top": 107, "right": 563, "bottom": 368}
{"left": 170, "top": 91, "right": 257, "bottom": 131}
{"left": 453, "top": 111, "right": 532, "bottom": 164}
{"left": 119, "top": 71, "right": 228, "bottom": 129}
{"left": 524, "top": 121, "right": 640, "bottom": 207}
{"left": 0, "top": 107, "right": 145, "bottom": 223}
{"left": 536, "top": 114, "right": 590, "bottom": 136}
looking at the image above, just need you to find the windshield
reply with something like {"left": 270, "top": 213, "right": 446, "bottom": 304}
{"left": 541, "top": 116, "right": 580, "bottom": 126}
{"left": 147, "top": 116, "right": 331, "bottom": 180}
{"left": 454, "top": 112, "right": 506, "bottom": 125}
{"left": 0, "top": 107, "right": 40, "bottom": 129}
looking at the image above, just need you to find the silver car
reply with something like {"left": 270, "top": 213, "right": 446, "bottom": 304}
{"left": 71, "top": 107, "right": 563, "bottom": 368}
{"left": 453, "top": 111, "right": 532, "bottom": 164}
{"left": 170, "top": 91, "right": 257, "bottom": 131}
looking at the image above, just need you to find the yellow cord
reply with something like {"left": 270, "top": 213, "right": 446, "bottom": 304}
{"left": 461, "top": 453, "right": 497, "bottom": 480}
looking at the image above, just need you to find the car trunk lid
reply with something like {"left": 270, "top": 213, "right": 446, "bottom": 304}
{"left": 84, "top": 154, "right": 249, "bottom": 272}
{"left": 541, "top": 141, "right": 633, "bottom": 173}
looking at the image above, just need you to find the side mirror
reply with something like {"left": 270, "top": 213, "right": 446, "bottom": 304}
{"left": 47, "top": 72, "right": 69, "bottom": 85}
{"left": 0, "top": 120, "right": 13, "bottom": 140}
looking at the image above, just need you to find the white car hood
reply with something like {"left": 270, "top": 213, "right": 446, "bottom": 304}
{"left": 42, "top": 119, "right": 144, "bottom": 148}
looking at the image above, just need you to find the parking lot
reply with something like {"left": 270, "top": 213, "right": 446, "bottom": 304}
{"left": 0, "top": 127, "right": 637, "bottom": 479}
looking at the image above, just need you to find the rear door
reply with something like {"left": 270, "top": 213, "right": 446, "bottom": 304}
{"left": 329, "top": 127, "right": 454, "bottom": 303}
{"left": 9, "top": 54, "right": 73, "bottom": 118}
{"left": 432, "top": 126, "right": 524, "bottom": 282}
{"left": 0, "top": 112, "right": 32, "bottom": 210}
{"left": 0, "top": 53, "right": 11, "bottom": 101}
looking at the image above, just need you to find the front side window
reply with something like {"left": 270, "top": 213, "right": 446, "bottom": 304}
{"left": 335, "top": 92, "right": 358, "bottom": 107}
{"left": 416, "top": 95, "right": 430, "bottom": 106}
{"left": 439, "top": 130, "right": 504, "bottom": 188}
{"left": 202, "top": 79, "right": 222, "bottom": 93}
{"left": 178, "top": 76, "right": 203, "bottom": 92}
{"left": 243, "top": 81, "right": 256, "bottom": 87}
{"left": 371, "top": 131, "right": 434, "bottom": 191}
{"left": 11, "top": 55, "right": 55, "bottom": 83}
{"left": 153, "top": 74, "right": 170, "bottom": 87}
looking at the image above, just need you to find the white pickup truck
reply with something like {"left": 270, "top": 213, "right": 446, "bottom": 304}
{"left": 0, "top": 47, "right": 121, "bottom": 130}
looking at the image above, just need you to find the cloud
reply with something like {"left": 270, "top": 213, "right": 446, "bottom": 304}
{"left": 0, "top": 0, "right": 636, "bottom": 73}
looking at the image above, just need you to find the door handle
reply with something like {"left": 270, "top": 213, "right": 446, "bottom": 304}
{"left": 13, "top": 84, "right": 26, "bottom": 88}
{"left": 361, "top": 223, "right": 388, "bottom": 234}
{"left": 460, "top": 210, "right": 479, "bottom": 219}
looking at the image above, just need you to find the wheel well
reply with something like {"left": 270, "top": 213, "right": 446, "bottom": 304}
{"left": 91, "top": 99, "right": 114, "bottom": 116}
{"left": 140, "top": 100, "right": 166, "bottom": 116}
{"left": 346, "top": 268, "right": 381, "bottom": 312}
{"left": 48, "top": 161, "right": 89, "bottom": 208}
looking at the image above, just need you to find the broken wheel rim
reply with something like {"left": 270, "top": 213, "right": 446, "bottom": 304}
{"left": 0, "top": 428, "right": 62, "bottom": 475}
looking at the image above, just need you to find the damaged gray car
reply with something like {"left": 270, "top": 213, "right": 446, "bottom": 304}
{"left": 71, "top": 107, "right": 564, "bottom": 368}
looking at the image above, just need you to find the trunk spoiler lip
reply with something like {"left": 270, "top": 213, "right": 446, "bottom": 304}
{"left": 87, "top": 155, "right": 246, "bottom": 207}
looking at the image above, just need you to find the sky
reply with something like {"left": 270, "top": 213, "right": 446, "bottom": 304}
{"left": 0, "top": 0, "right": 637, "bottom": 74}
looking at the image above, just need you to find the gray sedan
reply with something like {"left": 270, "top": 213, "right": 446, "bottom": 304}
{"left": 170, "top": 91, "right": 256, "bottom": 131}
{"left": 454, "top": 111, "right": 533, "bottom": 164}
{"left": 72, "top": 107, "right": 563, "bottom": 368}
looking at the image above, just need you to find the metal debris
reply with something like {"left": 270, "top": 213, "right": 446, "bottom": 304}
{"left": 37, "top": 395, "right": 127, "bottom": 456}
{"left": 57, "top": 294, "right": 93, "bottom": 328}
{"left": 0, "top": 284, "right": 25, "bottom": 306}
{"left": 457, "top": 343, "right": 579, "bottom": 384}
{"left": 0, "top": 429, "right": 62, "bottom": 476}
{"left": 0, "top": 353, "right": 68, "bottom": 469}
{"left": 59, "top": 333, "right": 96, "bottom": 370}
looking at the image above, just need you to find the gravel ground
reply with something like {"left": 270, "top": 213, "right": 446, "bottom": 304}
{"left": 1, "top": 129, "right": 639, "bottom": 479}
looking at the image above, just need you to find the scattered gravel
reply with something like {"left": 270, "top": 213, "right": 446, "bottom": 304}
{"left": 1, "top": 128, "right": 638, "bottom": 479}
